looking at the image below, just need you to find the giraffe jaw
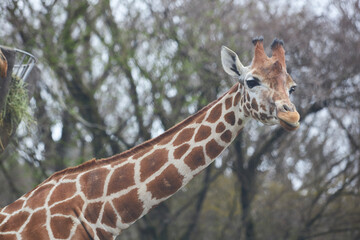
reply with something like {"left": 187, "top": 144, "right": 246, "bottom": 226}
{"left": 277, "top": 111, "right": 300, "bottom": 131}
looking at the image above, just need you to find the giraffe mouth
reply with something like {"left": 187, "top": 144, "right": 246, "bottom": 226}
{"left": 277, "top": 111, "right": 300, "bottom": 131}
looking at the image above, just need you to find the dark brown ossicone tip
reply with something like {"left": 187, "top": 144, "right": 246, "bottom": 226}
{"left": 252, "top": 36, "right": 264, "bottom": 46}
{"left": 271, "top": 38, "right": 284, "bottom": 49}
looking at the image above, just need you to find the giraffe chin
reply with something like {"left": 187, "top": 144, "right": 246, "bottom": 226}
{"left": 277, "top": 111, "right": 300, "bottom": 131}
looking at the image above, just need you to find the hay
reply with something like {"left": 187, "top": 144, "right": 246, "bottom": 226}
{"left": 0, "top": 75, "right": 34, "bottom": 133}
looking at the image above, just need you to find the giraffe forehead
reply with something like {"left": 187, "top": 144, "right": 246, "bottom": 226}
{"left": 250, "top": 64, "right": 290, "bottom": 88}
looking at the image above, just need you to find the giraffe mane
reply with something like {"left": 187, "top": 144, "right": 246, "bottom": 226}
{"left": 45, "top": 84, "right": 239, "bottom": 182}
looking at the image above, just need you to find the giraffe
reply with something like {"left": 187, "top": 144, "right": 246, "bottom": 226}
{"left": 0, "top": 49, "right": 8, "bottom": 78}
{"left": 0, "top": 37, "right": 300, "bottom": 240}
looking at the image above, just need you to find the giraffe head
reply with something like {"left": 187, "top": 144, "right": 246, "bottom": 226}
{"left": 221, "top": 37, "right": 300, "bottom": 131}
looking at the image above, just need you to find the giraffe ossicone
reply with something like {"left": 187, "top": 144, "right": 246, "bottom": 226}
{"left": 0, "top": 38, "right": 300, "bottom": 239}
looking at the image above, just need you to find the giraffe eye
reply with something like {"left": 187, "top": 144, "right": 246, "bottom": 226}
{"left": 289, "top": 86, "right": 296, "bottom": 94}
{"left": 246, "top": 77, "right": 261, "bottom": 89}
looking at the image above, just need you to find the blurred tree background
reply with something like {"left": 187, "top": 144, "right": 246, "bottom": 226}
{"left": 0, "top": 0, "right": 359, "bottom": 239}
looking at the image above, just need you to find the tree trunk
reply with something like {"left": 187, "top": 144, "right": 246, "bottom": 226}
{"left": 233, "top": 135, "right": 256, "bottom": 240}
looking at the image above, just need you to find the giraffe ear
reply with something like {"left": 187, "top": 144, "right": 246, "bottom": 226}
{"left": 221, "top": 46, "right": 245, "bottom": 82}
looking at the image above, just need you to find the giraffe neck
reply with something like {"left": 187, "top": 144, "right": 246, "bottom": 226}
{"left": 0, "top": 83, "right": 250, "bottom": 240}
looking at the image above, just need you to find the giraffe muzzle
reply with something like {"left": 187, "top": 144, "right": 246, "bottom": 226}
{"left": 277, "top": 111, "right": 300, "bottom": 131}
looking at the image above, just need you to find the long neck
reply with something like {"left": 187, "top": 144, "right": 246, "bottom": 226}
{"left": 0, "top": 83, "right": 250, "bottom": 240}
{"left": 106, "top": 82, "right": 249, "bottom": 232}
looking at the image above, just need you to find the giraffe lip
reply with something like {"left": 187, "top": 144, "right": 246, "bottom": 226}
{"left": 279, "top": 119, "right": 300, "bottom": 131}
{"left": 277, "top": 111, "right": 300, "bottom": 131}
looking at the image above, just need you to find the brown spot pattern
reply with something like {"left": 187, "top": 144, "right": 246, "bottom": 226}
{"left": 194, "top": 125, "right": 211, "bottom": 142}
{"left": 233, "top": 92, "right": 241, "bottom": 106}
{"left": 246, "top": 92, "right": 250, "bottom": 102}
{"left": 216, "top": 122, "right": 226, "bottom": 133}
{"left": 0, "top": 234, "right": 17, "bottom": 240}
{"left": 113, "top": 189, "right": 143, "bottom": 224}
{"left": 107, "top": 163, "right": 135, "bottom": 195}
{"left": 102, "top": 202, "right": 117, "bottom": 228}
{"left": 3, "top": 199, "right": 24, "bottom": 214}
{"left": 147, "top": 164, "right": 184, "bottom": 199}
{"left": 243, "top": 107, "right": 250, "bottom": 117}
{"left": 51, "top": 216, "right": 73, "bottom": 239}
{"left": 205, "top": 140, "right": 224, "bottom": 159}
{"left": 195, "top": 113, "right": 206, "bottom": 123}
{"left": 21, "top": 210, "right": 47, "bottom": 239}
{"left": 84, "top": 202, "right": 103, "bottom": 224}
{"left": 238, "top": 119, "right": 243, "bottom": 125}
{"left": 229, "top": 84, "right": 238, "bottom": 94}
{"left": 63, "top": 173, "right": 78, "bottom": 180}
{"left": 173, "top": 128, "right": 195, "bottom": 146}
{"left": 48, "top": 182, "right": 76, "bottom": 206}
{"left": 221, "top": 130, "right": 232, "bottom": 143}
{"left": 269, "top": 105, "right": 275, "bottom": 115}
{"left": 251, "top": 98, "right": 258, "bottom": 111}
{"left": 224, "top": 112, "right": 236, "bottom": 125}
{"left": 184, "top": 146, "right": 205, "bottom": 170}
{"left": 140, "top": 149, "right": 168, "bottom": 182}
{"left": 74, "top": 222, "right": 94, "bottom": 239}
{"left": 0, "top": 211, "right": 29, "bottom": 232}
{"left": 225, "top": 97, "right": 233, "bottom": 109}
{"left": 0, "top": 214, "right": 6, "bottom": 224}
{"left": 173, "top": 144, "right": 190, "bottom": 159}
{"left": 25, "top": 184, "right": 54, "bottom": 210}
{"left": 80, "top": 168, "right": 109, "bottom": 200}
{"left": 50, "top": 195, "right": 84, "bottom": 216}
{"left": 96, "top": 228, "right": 113, "bottom": 240}
{"left": 206, "top": 104, "right": 222, "bottom": 123}
{"left": 158, "top": 135, "right": 173, "bottom": 146}
{"left": 260, "top": 113, "right": 267, "bottom": 121}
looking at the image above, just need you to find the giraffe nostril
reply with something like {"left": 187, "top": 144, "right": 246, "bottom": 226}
{"left": 283, "top": 104, "right": 291, "bottom": 112}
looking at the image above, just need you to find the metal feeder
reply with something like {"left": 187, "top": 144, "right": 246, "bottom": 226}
{"left": 0, "top": 45, "right": 37, "bottom": 81}
{"left": 12, "top": 48, "right": 37, "bottom": 82}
